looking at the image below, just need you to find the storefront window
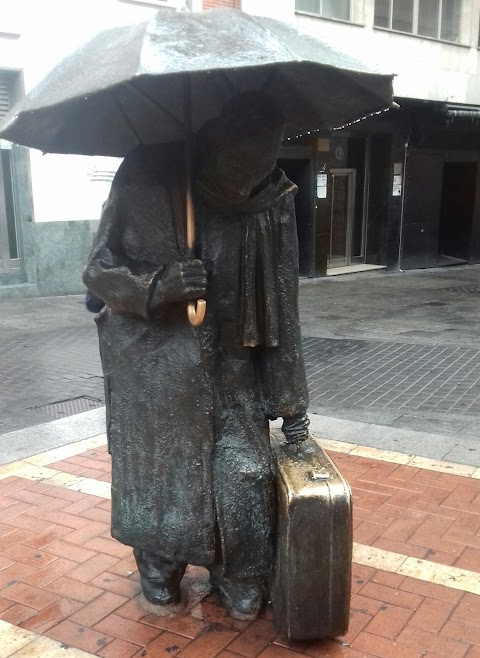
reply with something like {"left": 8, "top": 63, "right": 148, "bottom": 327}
{"left": 295, "top": 0, "right": 351, "bottom": 22}
{"left": 374, "top": 0, "right": 462, "bottom": 42}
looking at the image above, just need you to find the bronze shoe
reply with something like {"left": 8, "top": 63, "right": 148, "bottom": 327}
{"left": 134, "top": 548, "right": 186, "bottom": 606}
{"left": 211, "top": 573, "right": 264, "bottom": 621}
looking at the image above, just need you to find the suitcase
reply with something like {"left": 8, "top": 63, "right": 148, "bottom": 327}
{"left": 270, "top": 433, "right": 352, "bottom": 641}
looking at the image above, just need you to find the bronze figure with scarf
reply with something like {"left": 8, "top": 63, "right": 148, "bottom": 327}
{"left": 83, "top": 92, "right": 309, "bottom": 620}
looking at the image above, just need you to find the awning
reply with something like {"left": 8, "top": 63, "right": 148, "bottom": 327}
{"left": 443, "top": 103, "right": 480, "bottom": 119}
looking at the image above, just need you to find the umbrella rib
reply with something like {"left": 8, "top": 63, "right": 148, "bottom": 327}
{"left": 109, "top": 90, "right": 143, "bottom": 145}
{"left": 127, "top": 81, "right": 184, "bottom": 130}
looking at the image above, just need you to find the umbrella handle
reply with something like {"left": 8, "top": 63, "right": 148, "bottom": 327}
{"left": 186, "top": 180, "right": 206, "bottom": 327}
{"left": 187, "top": 299, "right": 206, "bottom": 326}
{"left": 184, "top": 75, "right": 206, "bottom": 328}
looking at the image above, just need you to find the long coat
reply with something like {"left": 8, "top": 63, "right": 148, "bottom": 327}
{"left": 84, "top": 144, "right": 308, "bottom": 577}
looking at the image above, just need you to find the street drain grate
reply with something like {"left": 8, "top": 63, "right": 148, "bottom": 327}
{"left": 424, "top": 301, "right": 448, "bottom": 307}
{"left": 448, "top": 286, "right": 480, "bottom": 294}
{"left": 29, "top": 396, "right": 104, "bottom": 419}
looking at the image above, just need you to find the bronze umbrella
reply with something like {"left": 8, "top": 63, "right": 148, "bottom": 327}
{"left": 0, "top": 8, "right": 394, "bottom": 325}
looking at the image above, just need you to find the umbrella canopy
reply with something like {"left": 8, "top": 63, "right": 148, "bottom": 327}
{"left": 0, "top": 8, "right": 394, "bottom": 156}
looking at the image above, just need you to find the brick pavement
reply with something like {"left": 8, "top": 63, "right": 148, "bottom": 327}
{"left": 0, "top": 436, "right": 479, "bottom": 657}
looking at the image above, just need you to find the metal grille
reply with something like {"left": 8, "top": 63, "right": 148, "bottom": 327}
{"left": 0, "top": 80, "right": 10, "bottom": 119}
{"left": 448, "top": 286, "right": 480, "bottom": 295}
{"left": 89, "top": 169, "right": 116, "bottom": 183}
{"left": 29, "top": 396, "right": 104, "bottom": 419}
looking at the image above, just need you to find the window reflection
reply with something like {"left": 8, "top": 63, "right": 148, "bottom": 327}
{"left": 374, "top": 0, "right": 390, "bottom": 28}
{"left": 295, "top": 0, "right": 319, "bottom": 13}
{"left": 295, "top": 0, "right": 351, "bottom": 21}
{"left": 374, "top": 0, "right": 462, "bottom": 43}
{"left": 441, "top": 0, "right": 462, "bottom": 42}
{"left": 418, "top": 0, "right": 440, "bottom": 38}
{"left": 392, "top": 0, "right": 414, "bottom": 33}
{"left": 323, "top": 0, "right": 350, "bottom": 21}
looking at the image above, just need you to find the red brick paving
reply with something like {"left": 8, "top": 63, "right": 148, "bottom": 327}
{"left": 21, "top": 598, "right": 84, "bottom": 634}
{"left": 48, "top": 447, "right": 480, "bottom": 572}
{"left": 330, "top": 450, "right": 480, "bottom": 570}
{"left": 0, "top": 447, "right": 478, "bottom": 656}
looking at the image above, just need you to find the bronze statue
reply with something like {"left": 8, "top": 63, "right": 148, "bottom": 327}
{"left": 83, "top": 92, "right": 309, "bottom": 621}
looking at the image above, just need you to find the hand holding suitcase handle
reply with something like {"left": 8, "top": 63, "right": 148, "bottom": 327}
{"left": 282, "top": 413, "right": 310, "bottom": 445}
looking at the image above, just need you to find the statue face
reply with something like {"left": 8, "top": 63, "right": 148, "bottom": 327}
{"left": 197, "top": 94, "right": 285, "bottom": 201}
{"left": 211, "top": 125, "right": 284, "bottom": 200}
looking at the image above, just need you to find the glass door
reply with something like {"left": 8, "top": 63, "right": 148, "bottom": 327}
{"left": 328, "top": 169, "right": 356, "bottom": 268}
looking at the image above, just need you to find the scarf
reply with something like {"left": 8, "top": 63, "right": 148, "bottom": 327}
{"left": 195, "top": 168, "right": 296, "bottom": 347}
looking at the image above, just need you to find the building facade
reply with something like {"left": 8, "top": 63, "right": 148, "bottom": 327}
{"left": 0, "top": 0, "right": 198, "bottom": 297}
{"left": 2, "top": 0, "right": 480, "bottom": 297}
{"left": 240, "top": 0, "right": 480, "bottom": 276}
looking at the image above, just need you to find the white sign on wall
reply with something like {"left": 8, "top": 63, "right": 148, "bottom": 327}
{"left": 392, "top": 163, "right": 403, "bottom": 196}
{"left": 316, "top": 173, "right": 327, "bottom": 198}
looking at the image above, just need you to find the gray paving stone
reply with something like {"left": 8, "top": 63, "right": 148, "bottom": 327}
{"left": 441, "top": 443, "right": 480, "bottom": 466}
{"left": 299, "top": 414, "right": 458, "bottom": 462}
{"left": 0, "top": 408, "right": 106, "bottom": 466}
{"left": 2, "top": 265, "right": 480, "bottom": 464}
{"left": 390, "top": 414, "right": 469, "bottom": 434}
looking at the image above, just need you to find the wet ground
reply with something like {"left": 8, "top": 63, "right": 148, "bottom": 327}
{"left": 299, "top": 266, "right": 480, "bottom": 446}
{"left": 1, "top": 264, "right": 480, "bottom": 460}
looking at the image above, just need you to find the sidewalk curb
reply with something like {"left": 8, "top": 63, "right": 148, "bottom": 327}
{"left": 3, "top": 408, "right": 478, "bottom": 469}
{"left": 0, "top": 407, "right": 106, "bottom": 466}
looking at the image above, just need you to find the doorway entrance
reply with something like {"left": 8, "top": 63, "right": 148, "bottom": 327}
{"left": 328, "top": 169, "right": 357, "bottom": 268}
{"left": 438, "top": 162, "right": 476, "bottom": 264}
{"left": 278, "top": 153, "right": 315, "bottom": 277}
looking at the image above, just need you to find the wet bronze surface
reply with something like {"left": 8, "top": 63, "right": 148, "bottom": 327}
{"left": 82, "top": 95, "right": 315, "bottom": 627}
{"left": 271, "top": 434, "right": 352, "bottom": 640}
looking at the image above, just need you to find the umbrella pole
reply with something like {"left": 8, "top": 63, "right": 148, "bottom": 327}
{"left": 184, "top": 75, "right": 206, "bottom": 327}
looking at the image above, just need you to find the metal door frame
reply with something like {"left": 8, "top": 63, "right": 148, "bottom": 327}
{"left": 0, "top": 143, "right": 21, "bottom": 273}
{"left": 328, "top": 168, "right": 356, "bottom": 268}
{"left": 1, "top": 70, "right": 22, "bottom": 274}
{"left": 278, "top": 145, "right": 317, "bottom": 277}
{"left": 0, "top": 145, "right": 12, "bottom": 272}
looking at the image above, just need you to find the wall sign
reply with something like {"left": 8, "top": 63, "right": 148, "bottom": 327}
{"left": 316, "top": 173, "right": 328, "bottom": 199}
{"left": 392, "top": 162, "right": 403, "bottom": 196}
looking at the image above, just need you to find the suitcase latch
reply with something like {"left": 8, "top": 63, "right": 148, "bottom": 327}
{"left": 310, "top": 469, "right": 332, "bottom": 481}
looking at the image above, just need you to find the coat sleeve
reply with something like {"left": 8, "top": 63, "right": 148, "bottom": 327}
{"left": 259, "top": 194, "right": 309, "bottom": 419}
{"left": 82, "top": 151, "right": 164, "bottom": 319}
